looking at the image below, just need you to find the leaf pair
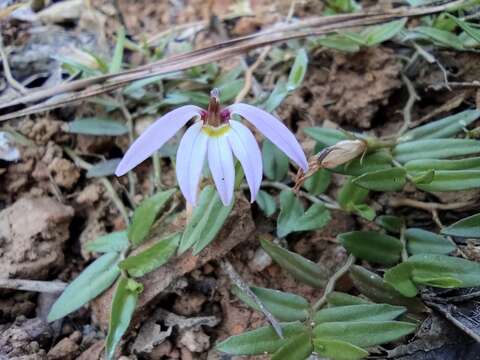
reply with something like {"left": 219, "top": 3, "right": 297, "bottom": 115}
{"left": 385, "top": 254, "right": 480, "bottom": 297}
{"left": 277, "top": 190, "right": 331, "bottom": 237}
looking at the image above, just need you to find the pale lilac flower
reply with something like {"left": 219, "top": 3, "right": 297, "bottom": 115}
{"left": 115, "top": 89, "right": 308, "bottom": 206}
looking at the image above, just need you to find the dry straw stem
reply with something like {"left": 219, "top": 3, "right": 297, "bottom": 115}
{"left": 0, "top": 0, "right": 463, "bottom": 121}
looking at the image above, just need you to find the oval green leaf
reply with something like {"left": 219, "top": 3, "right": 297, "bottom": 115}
{"left": 400, "top": 110, "right": 480, "bottom": 142}
{"left": 313, "top": 320, "right": 416, "bottom": 348}
{"left": 405, "top": 157, "right": 480, "bottom": 172}
{"left": 376, "top": 215, "right": 404, "bottom": 234}
{"left": 119, "top": 234, "right": 180, "bottom": 277}
{"left": 261, "top": 239, "right": 328, "bottom": 288}
{"left": 272, "top": 332, "right": 312, "bottom": 360}
{"left": 128, "top": 189, "right": 176, "bottom": 247}
{"left": 314, "top": 304, "right": 406, "bottom": 324}
{"left": 263, "top": 139, "right": 289, "bottom": 181}
{"left": 232, "top": 286, "right": 310, "bottom": 322}
{"left": 353, "top": 167, "right": 406, "bottom": 192}
{"left": 105, "top": 276, "right": 143, "bottom": 360}
{"left": 338, "top": 231, "right": 402, "bottom": 265}
{"left": 393, "top": 139, "right": 480, "bottom": 163}
{"left": 179, "top": 185, "right": 234, "bottom": 255}
{"left": 256, "top": 190, "right": 277, "bottom": 217}
{"left": 405, "top": 228, "right": 456, "bottom": 255}
{"left": 66, "top": 118, "right": 128, "bottom": 136}
{"left": 415, "top": 170, "right": 480, "bottom": 192}
{"left": 216, "top": 322, "right": 306, "bottom": 355}
{"left": 313, "top": 339, "right": 368, "bottom": 360}
{"left": 47, "top": 252, "right": 121, "bottom": 322}
{"left": 86, "top": 231, "right": 129, "bottom": 253}
{"left": 442, "top": 213, "right": 480, "bottom": 238}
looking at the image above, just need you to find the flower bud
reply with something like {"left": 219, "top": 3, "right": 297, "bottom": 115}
{"left": 318, "top": 140, "right": 366, "bottom": 169}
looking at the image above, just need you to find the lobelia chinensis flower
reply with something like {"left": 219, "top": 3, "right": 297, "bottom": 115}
{"left": 115, "top": 89, "right": 308, "bottom": 206}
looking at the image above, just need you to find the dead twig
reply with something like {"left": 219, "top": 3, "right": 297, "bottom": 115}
{"left": 312, "top": 254, "right": 355, "bottom": 312}
{"left": 397, "top": 74, "right": 420, "bottom": 136}
{"left": 0, "top": 1, "right": 463, "bottom": 121}
{"left": 0, "top": 278, "right": 67, "bottom": 293}
{"left": 220, "top": 259, "right": 284, "bottom": 338}
{"left": 425, "top": 300, "right": 480, "bottom": 343}
{"left": 0, "top": 33, "right": 28, "bottom": 94}
{"left": 235, "top": 46, "right": 271, "bottom": 103}
{"left": 389, "top": 198, "right": 473, "bottom": 211}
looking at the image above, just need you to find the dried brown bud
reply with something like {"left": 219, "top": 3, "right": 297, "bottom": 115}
{"left": 293, "top": 139, "right": 366, "bottom": 192}
{"left": 318, "top": 140, "right": 366, "bottom": 169}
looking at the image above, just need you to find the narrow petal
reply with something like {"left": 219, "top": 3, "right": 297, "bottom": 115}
{"left": 227, "top": 103, "right": 308, "bottom": 171}
{"left": 227, "top": 120, "right": 262, "bottom": 202}
{"left": 115, "top": 105, "right": 203, "bottom": 176}
{"left": 176, "top": 122, "right": 208, "bottom": 206}
{"left": 208, "top": 135, "right": 235, "bottom": 206}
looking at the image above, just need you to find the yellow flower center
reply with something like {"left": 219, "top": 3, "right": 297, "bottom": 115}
{"left": 202, "top": 124, "right": 230, "bottom": 137}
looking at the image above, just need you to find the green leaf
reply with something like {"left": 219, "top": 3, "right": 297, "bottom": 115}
{"left": 261, "top": 239, "right": 328, "bottom": 288}
{"left": 338, "top": 231, "right": 402, "bottom": 265}
{"left": 349, "top": 265, "right": 427, "bottom": 314}
{"left": 353, "top": 168, "right": 406, "bottom": 192}
{"left": 415, "top": 170, "right": 480, "bottom": 191}
{"left": 400, "top": 109, "right": 480, "bottom": 142}
{"left": 232, "top": 286, "right": 310, "bottom": 322}
{"left": 66, "top": 118, "right": 128, "bottom": 136}
{"left": 363, "top": 19, "right": 407, "bottom": 46}
{"left": 47, "top": 252, "right": 121, "bottom": 322}
{"left": 119, "top": 234, "right": 180, "bottom": 277}
{"left": 393, "top": 139, "right": 480, "bottom": 163}
{"left": 303, "top": 169, "right": 331, "bottom": 195}
{"left": 105, "top": 276, "right": 143, "bottom": 360}
{"left": 313, "top": 339, "right": 368, "bottom": 360}
{"left": 383, "top": 262, "right": 418, "bottom": 297}
{"left": 411, "top": 169, "right": 435, "bottom": 185}
{"left": 128, "top": 189, "right": 175, "bottom": 247}
{"left": 410, "top": 254, "right": 480, "bottom": 287}
{"left": 338, "top": 177, "right": 369, "bottom": 210}
{"left": 109, "top": 27, "right": 126, "bottom": 73}
{"left": 277, "top": 190, "right": 330, "bottom": 237}
{"left": 256, "top": 190, "right": 277, "bottom": 217}
{"left": 376, "top": 215, "right": 404, "bottom": 234}
{"left": 385, "top": 254, "right": 480, "bottom": 296}
{"left": 287, "top": 48, "right": 308, "bottom": 91}
{"left": 216, "top": 321, "right": 306, "bottom": 355}
{"left": 304, "top": 127, "right": 348, "bottom": 149}
{"left": 313, "top": 321, "right": 416, "bottom": 348}
{"left": 442, "top": 213, "right": 480, "bottom": 238}
{"left": 351, "top": 204, "right": 376, "bottom": 221}
{"left": 263, "top": 79, "right": 289, "bottom": 113}
{"left": 447, "top": 15, "right": 480, "bottom": 43}
{"left": 405, "top": 157, "right": 480, "bottom": 172}
{"left": 262, "top": 139, "right": 289, "bottom": 181}
{"left": 296, "top": 203, "right": 331, "bottom": 231}
{"left": 179, "top": 185, "right": 234, "bottom": 254}
{"left": 326, "top": 292, "right": 370, "bottom": 307}
{"left": 405, "top": 228, "right": 456, "bottom": 255}
{"left": 314, "top": 304, "right": 406, "bottom": 324}
{"left": 86, "top": 231, "right": 129, "bottom": 253}
{"left": 414, "top": 26, "right": 464, "bottom": 50}
{"left": 332, "top": 150, "right": 393, "bottom": 176}
{"left": 315, "top": 34, "right": 360, "bottom": 52}
{"left": 218, "top": 79, "right": 245, "bottom": 103}
{"left": 214, "top": 67, "right": 243, "bottom": 86}
{"left": 86, "top": 159, "right": 121, "bottom": 178}
{"left": 272, "top": 332, "right": 312, "bottom": 360}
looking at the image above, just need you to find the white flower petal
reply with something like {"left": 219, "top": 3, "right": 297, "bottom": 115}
{"left": 227, "top": 120, "right": 262, "bottom": 202}
{"left": 227, "top": 103, "right": 308, "bottom": 171}
{"left": 208, "top": 134, "right": 235, "bottom": 206}
{"left": 115, "top": 105, "right": 203, "bottom": 176}
{"left": 176, "top": 122, "right": 208, "bottom": 206}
